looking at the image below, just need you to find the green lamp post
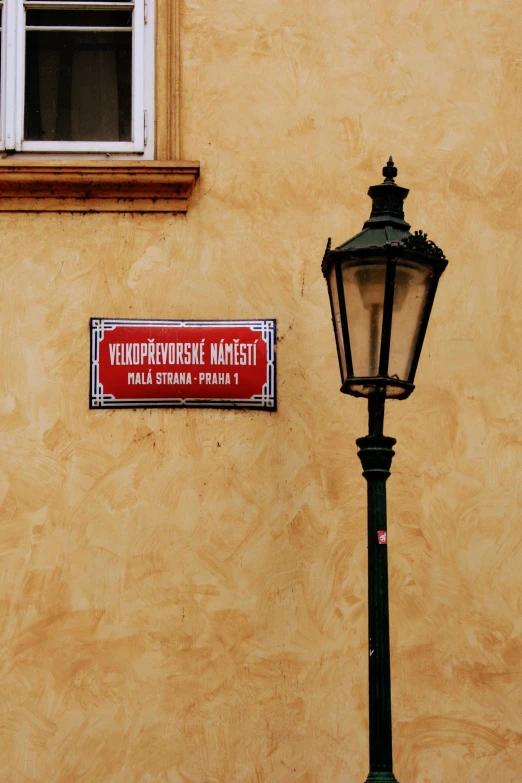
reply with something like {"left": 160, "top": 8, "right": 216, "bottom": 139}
{"left": 321, "top": 158, "right": 448, "bottom": 782}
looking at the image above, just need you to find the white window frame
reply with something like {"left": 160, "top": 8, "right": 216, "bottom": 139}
{"left": 0, "top": 0, "right": 154, "bottom": 157}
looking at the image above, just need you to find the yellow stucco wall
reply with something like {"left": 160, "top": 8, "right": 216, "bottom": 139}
{"left": 1, "top": 1, "right": 521, "bottom": 781}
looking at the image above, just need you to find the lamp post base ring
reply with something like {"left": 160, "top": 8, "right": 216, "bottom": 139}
{"left": 364, "top": 773, "right": 400, "bottom": 782}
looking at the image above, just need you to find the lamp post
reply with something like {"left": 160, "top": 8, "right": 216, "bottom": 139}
{"left": 321, "top": 158, "right": 448, "bottom": 783}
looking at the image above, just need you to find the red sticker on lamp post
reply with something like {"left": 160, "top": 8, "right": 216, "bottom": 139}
{"left": 378, "top": 531, "right": 387, "bottom": 544}
{"left": 90, "top": 318, "right": 276, "bottom": 410}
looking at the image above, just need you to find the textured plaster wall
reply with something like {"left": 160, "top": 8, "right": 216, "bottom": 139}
{"left": 0, "top": 1, "right": 521, "bottom": 781}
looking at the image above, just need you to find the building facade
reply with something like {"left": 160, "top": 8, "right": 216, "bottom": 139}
{"left": 0, "top": 1, "right": 520, "bottom": 781}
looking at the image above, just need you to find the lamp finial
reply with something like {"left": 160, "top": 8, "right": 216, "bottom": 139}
{"left": 382, "top": 156, "right": 397, "bottom": 182}
{"left": 363, "top": 157, "right": 409, "bottom": 230}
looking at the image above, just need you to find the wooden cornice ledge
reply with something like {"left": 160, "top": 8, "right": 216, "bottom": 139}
{"left": 0, "top": 160, "right": 200, "bottom": 212}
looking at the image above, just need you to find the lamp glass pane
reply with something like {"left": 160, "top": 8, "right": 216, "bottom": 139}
{"left": 388, "top": 259, "right": 431, "bottom": 381}
{"left": 328, "top": 266, "right": 347, "bottom": 379}
{"left": 341, "top": 260, "right": 386, "bottom": 377}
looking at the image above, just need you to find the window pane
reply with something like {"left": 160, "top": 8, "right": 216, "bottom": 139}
{"left": 31, "top": 1, "right": 131, "bottom": 3}
{"left": 25, "top": 31, "right": 132, "bottom": 142}
{"left": 26, "top": 10, "right": 132, "bottom": 27}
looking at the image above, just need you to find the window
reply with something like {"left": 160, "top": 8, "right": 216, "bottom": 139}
{"left": 0, "top": 0, "right": 154, "bottom": 156}
{"left": 0, "top": 0, "right": 200, "bottom": 211}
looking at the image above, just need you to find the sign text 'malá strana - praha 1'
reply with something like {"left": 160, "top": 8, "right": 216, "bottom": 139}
{"left": 90, "top": 319, "right": 276, "bottom": 410}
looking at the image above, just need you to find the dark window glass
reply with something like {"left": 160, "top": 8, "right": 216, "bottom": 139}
{"left": 26, "top": 10, "right": 132, "bottom": 27}
{"left": 34, "top": 0, "right": 131, "bottom": 3}
{"left": 24, "top": 31, "right": 132, "bottom": 142}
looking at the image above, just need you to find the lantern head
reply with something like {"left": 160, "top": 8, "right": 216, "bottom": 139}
{"left": 322, "top": 157, "right": 448, "bottom": 399}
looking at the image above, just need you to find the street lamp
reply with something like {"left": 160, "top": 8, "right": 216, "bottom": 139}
{"left": 321, "top": 157, "right": 448, "bottom": 783}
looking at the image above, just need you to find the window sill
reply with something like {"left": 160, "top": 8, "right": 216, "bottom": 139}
{"left": 0, "top": 159, "right": 200, "bottom": 212}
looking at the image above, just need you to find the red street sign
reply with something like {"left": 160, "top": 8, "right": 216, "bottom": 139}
{"left": 90, "top": 318, "right": 276, "bottom": 410}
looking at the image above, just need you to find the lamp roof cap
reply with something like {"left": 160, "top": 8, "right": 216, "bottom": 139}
{"left": 321, "top": 157, "right": 448, "bottom": 275}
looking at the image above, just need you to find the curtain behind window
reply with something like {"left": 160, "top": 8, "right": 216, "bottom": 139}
{"left": 25, "top": 30, "right": 132, "bottom": 142}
